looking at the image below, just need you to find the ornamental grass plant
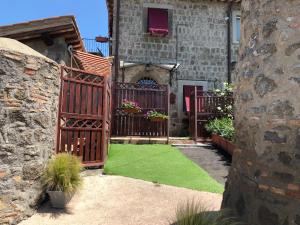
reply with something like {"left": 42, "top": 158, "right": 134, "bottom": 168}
{"left": 174, "top": 200, "right": 242, "bottom": 225}
{"left": 42, "top": 153, "right": 82, "bottom": 193}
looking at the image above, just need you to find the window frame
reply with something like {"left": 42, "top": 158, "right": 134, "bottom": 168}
{"left": 232, "top": 10, "right": 241, "bottom": 44}
{"left": 142, "top": 4, "right": 173, "bottom": 37}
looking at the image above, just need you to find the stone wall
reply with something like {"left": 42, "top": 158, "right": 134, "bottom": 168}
{"left": 112, "top": 0, "right": 240, "bottom": 135}
{"left": 24, "top": 37, "right": 71, "bottom": 66}
{"left": 0, "top": 38, "right": 59, "bottom": 224}
{"left": 222, "top": 1, "right": 300, "bottom": 224}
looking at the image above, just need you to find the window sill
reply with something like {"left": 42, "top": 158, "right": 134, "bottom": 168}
{"left": 143, "top": 32, "right": 171, "bottom": 38}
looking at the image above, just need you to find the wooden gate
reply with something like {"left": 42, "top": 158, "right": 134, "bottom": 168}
{"left": 56, "top": 66, "right": 111, "bottom": 166}
{"left": 189, "top": 87, "right": 233, "bottom": 139}
{"left": 112, "top": 82, "right": 169, "bottom": 137}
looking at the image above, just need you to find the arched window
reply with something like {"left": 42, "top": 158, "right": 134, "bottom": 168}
{"left": 137, "top": 77, "right": 158, "bottom": 88}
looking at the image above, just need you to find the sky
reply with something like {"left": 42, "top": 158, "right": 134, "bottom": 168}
{"left": 0, "top": 0, "right": 108, "bottom": 38}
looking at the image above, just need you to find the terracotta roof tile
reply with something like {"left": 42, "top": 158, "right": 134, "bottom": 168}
{"left": 73, "top": 50, "right": 112, "bottom": 76}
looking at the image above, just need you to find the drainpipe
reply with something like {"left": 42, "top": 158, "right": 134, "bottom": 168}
{"left": 175, "top": 24, "right": 188, "bottom": 81}
{"left": 114, "top": 0, "right": 121, "bottom": 82}
{"left": 227, "top": 3, "right": 233, "bottom": 84}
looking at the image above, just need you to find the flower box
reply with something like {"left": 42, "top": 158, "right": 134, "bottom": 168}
{"left": 211, "top": 134, "right": 236, "bottom": 156}
{"left": 149, "top": 117, "right": 167, "bottom": 122}
{"left": 121, "top": 99, "right": 141, "bottom": 114}
{"left": 145, "top": 110, "right": 168, "bottom": 122}
{"left": 123, "top": 108, "right": 141, "bottom": 114}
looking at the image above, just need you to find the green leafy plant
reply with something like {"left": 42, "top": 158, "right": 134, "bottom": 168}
{"left": 205, "top": 117, "right": 234, "bottom": 141}
{"left": 145, "top": 110, "right": 168, "bottom": 120}
{"left": 174, "top": 200, "right": 242, "bottom": 225}
{"left": 42, "top": 153, "right": 82, "bottom": 193}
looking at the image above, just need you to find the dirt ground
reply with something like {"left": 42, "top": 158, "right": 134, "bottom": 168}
{"left": 19, "top": 174, "right": 222, "bottom": 225}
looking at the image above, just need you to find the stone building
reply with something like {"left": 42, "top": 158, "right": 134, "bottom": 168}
{"left": 106, "top": 0, "right": 241, "bottom": 135}
{"left": 0, "top": 16, "right": 85, "bottom": 66}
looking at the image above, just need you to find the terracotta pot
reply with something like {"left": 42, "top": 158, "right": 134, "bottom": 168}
{"left": 150, "top": 117, "right": 167, "bottom": 122}
{"left": 123, "top": 108, "right": 140, "bottom": 114}
{"left": 211, "top": 134, "right": 236, "bottom": 156}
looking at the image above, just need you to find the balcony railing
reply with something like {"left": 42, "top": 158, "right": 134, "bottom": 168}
{"left": 82, "top": 38, "right": 110, "bottom": 57}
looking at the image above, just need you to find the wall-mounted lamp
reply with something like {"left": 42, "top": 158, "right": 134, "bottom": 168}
{"left": 145, "top": 63, "right": 151, "bottom": 71}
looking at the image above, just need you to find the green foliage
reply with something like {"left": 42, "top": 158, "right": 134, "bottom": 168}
{"left": 145, "top": 110, "right": 168, "bottom": 120}
{"left": 214, "top": 83, "right": 234, "bottom": 118}
{"left": 205, "top": 117, "right": 235, "bottom": 141}
{"left": 104, "top": 144, "right": 224, "bottom": 193}
{"left": 174, "top": 200, "right": 242, "bottom": 225}
{"left": 42, "top": 153, "right": 82, "bottom": 193}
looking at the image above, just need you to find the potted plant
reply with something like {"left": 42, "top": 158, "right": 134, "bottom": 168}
{"left": 205, "top": 117, "right": 236, "bottom": 155}
{"left": 42, "top": 153, "right": 82, "bottom": 208}
{"left": 145, "top": 110, "right": 168, "bottom": 122}
{"left": 121, "top": 99, "right": 142, "bottom": 114}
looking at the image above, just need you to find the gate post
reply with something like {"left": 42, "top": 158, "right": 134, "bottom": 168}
{"left": 56, "top": 66, "right": 64, "bottom": 153}
{"left": 194, "top": 86, "right": 198, "bottom": 142}
{"left": 167, "top": 85, "right": 170, "bottom": 144}
{"left": 102, "top": 76, "right": 109, "bottom": 161}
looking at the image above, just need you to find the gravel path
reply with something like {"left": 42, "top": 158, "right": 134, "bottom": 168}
{"left": 19, "top": 175, "right": 222, "bottom": 225}
{"left": 178, "top": 146, "right": 231, "bottom": 185}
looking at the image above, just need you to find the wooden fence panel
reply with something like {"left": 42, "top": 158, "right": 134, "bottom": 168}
{"left": 189, "top": 91, "right": 233, "bottom": 140}
{"left": 56, "top": 66, "right": 111, "bottom": 167}
{"left": 112, "top": 82, "right": 169, "bottom": 137}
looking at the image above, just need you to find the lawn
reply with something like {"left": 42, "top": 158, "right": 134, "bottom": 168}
{"left": 104, "top": 144, "right": 224, "bottom": 193}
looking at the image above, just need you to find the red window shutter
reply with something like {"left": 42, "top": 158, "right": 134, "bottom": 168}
{"left": 148, "top": 8, "right": 169, "bottom": 37}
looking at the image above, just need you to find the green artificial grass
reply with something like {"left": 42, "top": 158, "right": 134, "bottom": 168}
{"left": 104, "top": 144, "right": 224, "bottom": 193}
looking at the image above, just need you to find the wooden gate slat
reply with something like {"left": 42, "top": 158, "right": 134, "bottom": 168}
{"left": 111, "top": 82, "right": 169, "bottom": 137}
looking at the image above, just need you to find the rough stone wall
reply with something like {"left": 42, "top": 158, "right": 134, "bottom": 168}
{"left": 24, "top": 37, "right": 71, "bottom": 65}
{"left": 112, "top": 0, "right": 240, "bottom": 135}
{"left": 0, "top": 40, "right": 59, "bottom": 224}
{"left": 223, "top": 1, "right": 300, "bottom": 225}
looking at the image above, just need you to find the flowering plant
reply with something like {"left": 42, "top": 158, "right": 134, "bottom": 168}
{"left": 121, "top": 99, "right": 141, "bottom": 112}
{"left": 145, "top": 110, "right": 168, "bottom": 120}
{"left": 214, "top": 83, "right": 234, "bottom": 118}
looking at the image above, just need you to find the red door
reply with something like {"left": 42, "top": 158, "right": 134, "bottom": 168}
{"left": 183, "top": 85, "right": 203, "bottom": 112}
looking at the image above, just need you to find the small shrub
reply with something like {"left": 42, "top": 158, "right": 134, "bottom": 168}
{"left": 174, "top": 200, "right": 242, "bottom": 225}
{"left": 42, "top": 153, "right": 82, "bottom": 193}
{"left": 145, "top": 110, "right": 168, "bottom": 120}
{"left": 205, "top": 117, "right": 234, "bottom": 141}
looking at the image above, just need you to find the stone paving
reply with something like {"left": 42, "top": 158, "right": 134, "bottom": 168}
{"left": 178, "top": 145, "right": 231, "bottom": 185}
{"left": 19, "top": 175, "right": 222, "bottom": 225}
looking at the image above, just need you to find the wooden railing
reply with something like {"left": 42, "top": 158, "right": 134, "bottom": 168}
{"left": 111, "top": 82, "right": 170, "bottom": 139}
{"left": 189, "top": 88, "right": 233, "bottom": 140}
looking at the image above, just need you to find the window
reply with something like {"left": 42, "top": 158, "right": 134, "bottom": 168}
{"left": 137, "top": 77, "right": 158, "bottom": 88}
{"left": 232, "top": 11, "right": 241, "bottom": 43}
{"left": 147, "top": 8, "right": 169, "bottom": 37}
